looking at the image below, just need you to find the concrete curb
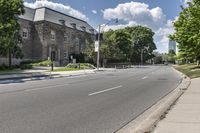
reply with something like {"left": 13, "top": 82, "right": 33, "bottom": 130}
{"left": 0, "top": 74, "right": 50, "bottom": 81}
{"left": 116, "top": 67, "right": 191, "bottom": 133}
{"left": 0, "top": 71, "right": 96, "bottom": 84}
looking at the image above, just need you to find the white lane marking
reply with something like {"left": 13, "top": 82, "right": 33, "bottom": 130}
{"left": 25, "top": 83, "right": 69, "bottom": 92}
{"left": 67, "top": 75, "right": 87, "bottom": 79}
{"left": 142, "top": 76, "right": 148, "bottom": 79}
{"left": 88, "top": 85, "right": 123, "bottom": 96}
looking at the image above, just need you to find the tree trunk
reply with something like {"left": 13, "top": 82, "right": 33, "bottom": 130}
{"left": 8, "top": 48, "right": 12, "bottom": 68}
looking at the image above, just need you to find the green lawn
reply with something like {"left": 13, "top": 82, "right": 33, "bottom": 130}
{"left": 174, "top": 64, "right": 200, "bottom": 78}
{"left": 0, "top": 69, "right": 23, "bottom": 75}
{"left": 52, "top": 67, "right": 83, "bottom": 72}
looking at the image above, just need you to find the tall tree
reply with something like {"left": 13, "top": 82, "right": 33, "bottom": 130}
{"left": 170, "top": 0, "right": 200, "bottom": 65}
{"left": 0, "top": 0, "right": 24, "bottom": 67}
{"left": 125, "top": 26, "right": 156, "bottom": 63}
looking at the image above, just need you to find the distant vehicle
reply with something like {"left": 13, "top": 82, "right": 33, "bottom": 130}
{"left": 164, "top": 62, "right": 168, "bottom": 65}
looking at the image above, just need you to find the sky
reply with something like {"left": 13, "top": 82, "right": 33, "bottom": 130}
{"left": 24, "top": 0, "right": 190, "bottom": 53}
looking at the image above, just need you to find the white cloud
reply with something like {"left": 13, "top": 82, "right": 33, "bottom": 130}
{"left": 92, "top": 10, "right": 97, "bottom": 14}
{"left": 24, "top": 0, "right": 88, "bottom": 21}
{"left": 179, "top": 0, "right": 192, "bottom": 6}
{"left": 102, "top": 1, "right": 175, "bottom": 53}
{"left": 184, "top": 0, "right": 192, "bottom": 4}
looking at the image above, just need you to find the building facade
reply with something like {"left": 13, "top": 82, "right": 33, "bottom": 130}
{"left": 168, "top": 40, "right": 176, "bottom": 53}
{"left": 18, "top": 7, "right": 95, "bottom": 66}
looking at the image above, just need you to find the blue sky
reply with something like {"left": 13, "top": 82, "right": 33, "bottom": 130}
{"left": 24, "top": 0, "right": 187, "bottom": 53}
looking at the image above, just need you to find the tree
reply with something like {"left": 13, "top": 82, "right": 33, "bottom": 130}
{"left": 125, "top": 26, "right": 156, "bottom": 63}
{"left": 168, "top": 50, "right": 176, "bottom": 63}
{"left": 111, "top": 29, "right": 132, "bottom": 61}
{"left": 0, "top": 0, "right": 24, "bottom": 67}
{"left": 170, "top": 0, "right": 200, "bottom": 65}
{"left": 83, "top": 26, "right": 156, "bottom": 65}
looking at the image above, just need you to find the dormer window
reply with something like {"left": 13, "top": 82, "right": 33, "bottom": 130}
{"left": 89, "top": 29, "right": 94, "bottom": 34}
{"left": 59, "top": 19, "right": 65, "bottom": 25}
{"left": 81, "top": 26, "right": 86, "bottom": 32}
{"left": 71, "top": 23, "right": 76, "bottom": 29}
{"left": 51, "top": 30, "right": 56, "bottom": 40}
{"left": 22, "top": 28, "right": 28, "bottom": 39}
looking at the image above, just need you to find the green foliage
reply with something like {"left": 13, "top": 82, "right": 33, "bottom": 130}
{"left": 126, "top": 26, "right": 156, "bottom": 63}
{"left": 52, "top": 67, "right": 81, "bottom": 72}
{"left": 82, "top": 35, "right": 96, "bottom": 60}
{"left": 102, "top": 26, "right": 156, "bottom": 63}
{"left": 66, "top": 63, "right": 95, "bottom": 69}
{"left": 167, "top": 50, "right": 176, "bottom": 63}
{"left": 19, "top": 60, "right": 51, "bottom": 70}
{"left": 170, "top": 0, "right": 200, "bottom": 64}
{"left": 53, "top": 63, "right": 95, "bottom": 72}
{"left": 20, "top": 63, "right": 33, "bottom": 70}
{"left": 0, "top": 0, "right": 25, "bottom": 67}
{"left": 101, "top": 29, "right": 132, "bottom": 61}
{"left": 83, "top": 26, "right": 156, "bottom": 64}
{"left": 32, "top": 60, "right": 52, "bottom": 67}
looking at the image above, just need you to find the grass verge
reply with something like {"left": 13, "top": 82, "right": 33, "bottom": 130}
{"left": 51, "top": 67, "right": 83, "bottom": 72}
{"left": 174, "top": 64, "right": 200, "bottom": 78}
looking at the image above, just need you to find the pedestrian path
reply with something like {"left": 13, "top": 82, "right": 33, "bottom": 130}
{"left": 153, "top": 78, "right": 200, "bottom": 133}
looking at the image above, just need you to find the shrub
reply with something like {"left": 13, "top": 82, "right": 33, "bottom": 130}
{"left": 66, "top": 63, "right": 95, "bottom": 69}
{"left": 32, "top": 60, "right": 52, "bottom": 67}
{"left": 20, "top": 64, "right": 33, "bottom": 70}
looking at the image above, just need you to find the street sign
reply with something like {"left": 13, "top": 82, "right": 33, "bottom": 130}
{"left": 95, "top": 41, "right": 99, "bottom": 52}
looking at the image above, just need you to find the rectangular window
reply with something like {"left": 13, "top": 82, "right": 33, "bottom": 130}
{"left": 22, "top": 28, "right": 28, "bottom": 39}
{"left": 64, "top": 52, "right": 68, "bottom": 59}
{"left": 51, "top": 30, "right": 56, "bottom": 40}
{"left": 64, "top": 33, "right": 68, "bottom": 42}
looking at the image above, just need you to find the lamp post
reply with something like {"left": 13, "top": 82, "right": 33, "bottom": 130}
{"left": 96, "top": 18, "right": 118, "bottom": 70}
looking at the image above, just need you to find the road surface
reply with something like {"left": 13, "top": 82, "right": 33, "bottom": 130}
{"left": 0, "top": 66, "right": 181, "bottom": 133}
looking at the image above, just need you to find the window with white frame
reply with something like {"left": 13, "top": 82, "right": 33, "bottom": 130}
{"left": 22, "top": 28, "right": 28, "bottom": 39}
{"left": 64, "top": 52, "right": 68, "bottom": 59}
{"left": 75, "top": 37, "right": 79, "bottom": 46}
{"left": 64, "top": 33, "right": 68, "bottom": 42}
{"left": 51, "top": 30, "right": 56, "bottom": 40}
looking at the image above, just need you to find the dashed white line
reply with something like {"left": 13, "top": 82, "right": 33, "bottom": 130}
{"left": 142, "top": 76, "right": 148, "bottom": 79}
{"left": 67, "top": 75, "right": 87, "bottom": 79}
{"left": 88, "top": 85, "right": 123, "bottom": 96}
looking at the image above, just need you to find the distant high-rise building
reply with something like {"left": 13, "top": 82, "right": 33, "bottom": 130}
{"left": 168, "top": 40, "right": 176, "bottom": 53}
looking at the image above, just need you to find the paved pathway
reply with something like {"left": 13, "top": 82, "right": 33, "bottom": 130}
{"left": 154, "top": 78, "right": 200, "bottom": 133}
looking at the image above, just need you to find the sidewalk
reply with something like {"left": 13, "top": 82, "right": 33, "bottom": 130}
{"left": 153, "top": 78, "right": 200, "bottom": 133}
{"left": 0, "top": 67, "right": 116, "bottom": 83}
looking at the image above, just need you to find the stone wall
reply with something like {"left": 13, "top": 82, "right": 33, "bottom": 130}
{"left": 16, "top": 19, "right": 95, "bottom": 66}
{"left": 18, "top": 19, "right": 34, "bottom": 60}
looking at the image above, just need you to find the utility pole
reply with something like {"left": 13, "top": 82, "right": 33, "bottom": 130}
{"left": 96, "top": 18, "right": 118, "bottom": 71}
{"left": 97, "top": 25, "right": 101, "bottom": 71}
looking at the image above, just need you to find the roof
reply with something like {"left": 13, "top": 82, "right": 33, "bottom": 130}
{"left": 18, "top": 7, "right": 96, "bottom": 34}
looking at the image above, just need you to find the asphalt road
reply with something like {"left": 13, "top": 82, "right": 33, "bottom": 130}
{"left": 0, "top": 66, "right": 181, "bottom": 133}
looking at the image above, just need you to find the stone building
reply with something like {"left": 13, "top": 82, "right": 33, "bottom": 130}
{"left": 18, "top": 7, "right": 95, "bottom": 66}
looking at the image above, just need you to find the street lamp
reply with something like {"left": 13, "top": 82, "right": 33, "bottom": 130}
{"left": 96, "top": 18, "right": 118, "bottom": 70}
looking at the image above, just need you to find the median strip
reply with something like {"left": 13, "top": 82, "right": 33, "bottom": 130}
{"left": 88, "top": 85, "right": 123, "bottom": 96}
